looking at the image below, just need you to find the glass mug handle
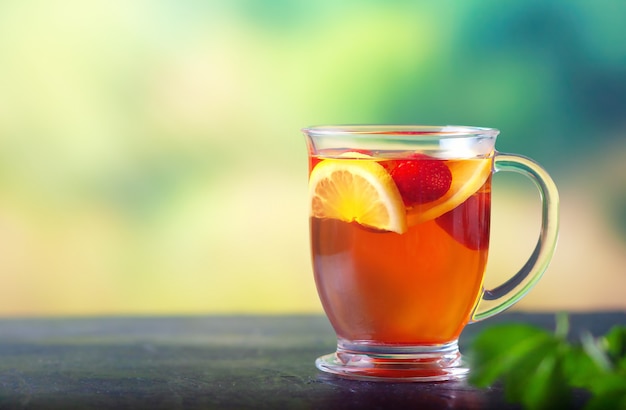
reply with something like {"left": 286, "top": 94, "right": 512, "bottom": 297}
{"left": 471, "top": 152, "right": 560, "bottom": 322}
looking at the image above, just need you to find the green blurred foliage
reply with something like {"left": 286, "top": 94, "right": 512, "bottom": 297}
{"left": 0, "top": 0, "right": 624, "bottom": 314}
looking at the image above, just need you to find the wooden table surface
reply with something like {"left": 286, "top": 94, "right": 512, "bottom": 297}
{"left": 0, "top": 312, "right": 624, "bottom": 409}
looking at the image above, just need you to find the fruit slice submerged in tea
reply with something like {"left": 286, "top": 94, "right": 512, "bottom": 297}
{"left": 309, "top": 159, "right": 407, "bottom": 234}
{"left": 406, "top": 158, "right": 492, "bottom": 226}
{"left": 436, "top": 188, "right": 491, "bottom": 250}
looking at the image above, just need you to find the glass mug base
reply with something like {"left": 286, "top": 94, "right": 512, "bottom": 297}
{"left": 316, "top": 339, "right": 469, "bottom": 382}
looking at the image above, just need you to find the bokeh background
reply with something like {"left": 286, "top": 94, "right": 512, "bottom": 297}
{"left": 1, "top": 0, "right": 625, "bottom": 317}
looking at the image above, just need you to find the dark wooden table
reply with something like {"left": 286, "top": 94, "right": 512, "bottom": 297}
{"left": 0, "top": 312, "right": 624, "bottom": 409}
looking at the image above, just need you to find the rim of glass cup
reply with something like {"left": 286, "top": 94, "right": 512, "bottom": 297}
{"left": 302, "top": 125, "right": 500, "bottom": 139}
{"left": 303, "top": 125, "right": 500, "bottom": 157}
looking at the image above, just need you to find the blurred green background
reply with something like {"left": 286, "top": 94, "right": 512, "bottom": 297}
{"left": 1, "top": 0, "right": 625, "bottom": 316}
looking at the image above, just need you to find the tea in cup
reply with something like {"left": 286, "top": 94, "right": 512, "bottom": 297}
{"left": 303, "top": 125, "right": 559, "bottom": 381}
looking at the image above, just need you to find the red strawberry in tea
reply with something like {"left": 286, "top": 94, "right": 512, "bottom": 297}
{"left": 389, "top": 155, "right": 452, "bottom": 206}
{"left": 435, "top": 189, "right": 491, "bottom": 250}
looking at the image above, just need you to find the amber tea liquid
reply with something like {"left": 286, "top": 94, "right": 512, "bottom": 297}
{"left": 310, "top": 152, "right": 491, "bottom": 346}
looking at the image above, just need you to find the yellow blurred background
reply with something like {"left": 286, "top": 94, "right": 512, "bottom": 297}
{"left": 0, "top": 1, "right": 625, "bottom": 316}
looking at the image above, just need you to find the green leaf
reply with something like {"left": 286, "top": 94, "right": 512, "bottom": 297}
{"left": 468, "top": 317, "right": 626, "bottom": 410}
{"left": 586, "top": 373, "right": 626, "bottom": 397}
{"left": 584, "top": 382, "right": 626, "bottom": 410}
{"left": 515, "top": 353, "right": 572, "bottom": 410}
{"left": 603, "top": 326, "right": 626, "bottom": 364}
{"left": 492, "top": 336, "right": 573, "bottom": 410}
{"left": 582, "top": 331, "right": 613, "bottom": 372}
{"left": 467, "top": 323, "right": 553, "bottom": 387}
{"left": 562, "top": 344, "right": 606, "bottom": 389}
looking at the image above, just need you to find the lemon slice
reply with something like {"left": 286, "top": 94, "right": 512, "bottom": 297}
{"left": 309, "top": 159, "right": 407, "bottom": 234}
{"left": 338, "top": 151, "right": 373, "bottom": 159}
{"left": 406, "top": 158, "right": 492, "bottom": 226}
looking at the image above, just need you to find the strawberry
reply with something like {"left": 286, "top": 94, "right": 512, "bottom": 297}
{"left": 389, "top": 155, "right": 452, "bottom": 206}
{"left": 435, "top": 190, "right": 491, "bottom": 250}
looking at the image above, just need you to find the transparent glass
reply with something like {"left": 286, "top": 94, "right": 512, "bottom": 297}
{"left": 303, "top": 125, "right": 559, "bottom": 382}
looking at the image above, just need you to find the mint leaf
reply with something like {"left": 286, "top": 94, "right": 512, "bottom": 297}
{"left": 562, "top": 344, "right": 606, "bottom": 388}
{"left": 467, "top": 321, "right": 574, "bottom": 409}
{"left": 584, "top": 374, "right": 626, "bottom": 410}
{"left": 585, "top": 391, "right": 626, "bottom": 410}
{"left": 603, "top": 326, "right": 626, "bottom": 365}
{"left": 467, "top": 315, "right": 626, "bottom": 410}
{"left": 518, "top": 353, "right": 572, "bottom": 410}
{"left": 467, "top": 323, "right": 553, "bottom": 387}
{"left": 581, "top": 331, "right": 613, "bottom": 372}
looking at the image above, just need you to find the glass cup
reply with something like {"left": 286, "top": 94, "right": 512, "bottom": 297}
{"left": 302, "top": 125, "right": 559, "bottom": 382}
